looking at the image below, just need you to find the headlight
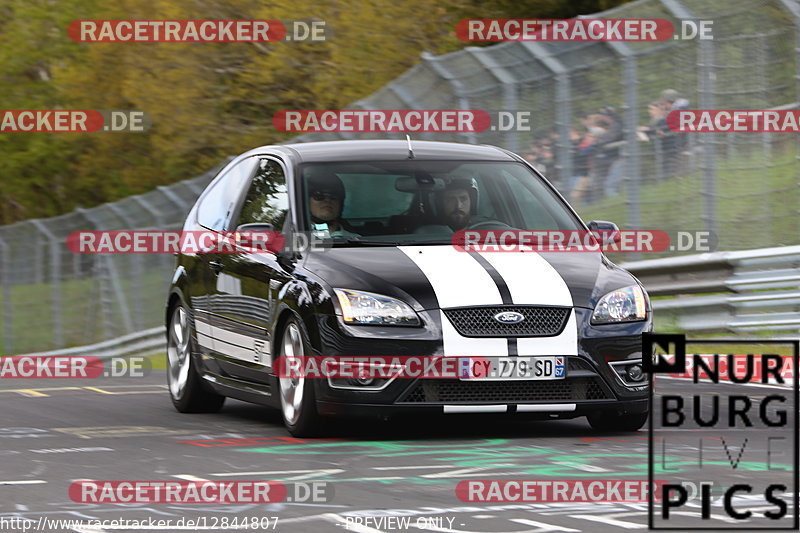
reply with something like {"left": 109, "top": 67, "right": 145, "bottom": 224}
{"left": 591, "top": 285, "right": 647, "bottom": 324}
{"left": 334, "top": 289, "right": 421, "bottom": 326}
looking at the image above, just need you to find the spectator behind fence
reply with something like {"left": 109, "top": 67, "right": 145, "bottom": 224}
{"left": 589, "top": 106, "right": 623, "bottom": 201}
{"left": 638, "top": 89, "right": 690, "bottom": 179}
{"left": 522, "top": 128, "right": 557, "bottom": 184}
{"left": 568, "top": 108, "right": 622, "bottom": 205}
{"left": 660, "top": 89, "right": 690, "bottom": 176}
{"left": 569, "top": 120, "right": 598, "bottom": 206}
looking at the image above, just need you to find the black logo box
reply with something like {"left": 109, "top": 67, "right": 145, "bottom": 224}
{"left": 644, "top": 333, "right": 800, "bottom": 531}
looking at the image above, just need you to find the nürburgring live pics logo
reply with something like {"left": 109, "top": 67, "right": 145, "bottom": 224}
{"left": 644, "top": 333, "right": 799, "bottom": 530}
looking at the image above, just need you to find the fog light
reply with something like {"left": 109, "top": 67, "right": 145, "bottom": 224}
{"left": 351, "top": 377, "right": 375, "bottom": 386}
{"left": 348, "top": 369, "right": 376, "bottom": 386}
{"left": 627, "top": 364, "right": 644, "bottom": 382}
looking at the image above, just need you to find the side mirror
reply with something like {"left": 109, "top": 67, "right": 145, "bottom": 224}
{"left": 233, "top": 222, "right": 280, "bottom": 253}
{"left": 236, "top": 222, "right": 275, "bottom": 232}
{"left": 587, "top": 220, "right": 621, "bottom": 243}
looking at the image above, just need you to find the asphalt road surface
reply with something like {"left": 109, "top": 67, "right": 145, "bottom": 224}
{"left": 0, "top": 371, "right": 795, "bottom": 533}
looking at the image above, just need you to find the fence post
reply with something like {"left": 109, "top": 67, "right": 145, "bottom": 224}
{"left": 133, "top": 195, "right": 166, "bottom": 227}
{"left": 107, "top": 203, "right": 144, "bottom": 330}
{"left": 776, "top": 0, "right": 800, "bottom": 246}
{"left": 157, "top": 185, "right": 189, "bottom": 215}
{"left": 78, "top": 208, "right": 135, "bottom": 336}
{"left": 662, "top": 0, "right": 716, "bottom": 236}
{"left": 33, "top": 224, "right": 44, "bottom": 285}
{"left": 0, "top": 234, "right": 11, "bottom": 353}
{"left": 385, "top": 81, "right": 425, "bottom": 139}
{"left": 521, "top": 42, "right": 572, "bottom": 189}
{"left": 30, "top": 220, "right": 62, "bottom": 348}
{"left": 607, "top": 42, "right": 641, "bottom": 231}
{"left": 466, "top": 47, "right": 521, "bottom": 153}
{"left": 698, "top": 33, "right": 717, "bottom": 236}
{"left": 420, "top": 52, "right": 476, "bottom": 145}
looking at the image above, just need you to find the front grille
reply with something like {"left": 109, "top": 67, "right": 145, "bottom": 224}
{"left": 443, "top": 306, "right": 570, "bottom": 337}
{"left": 399, "top": 377, "right": 611, "bottom": 403}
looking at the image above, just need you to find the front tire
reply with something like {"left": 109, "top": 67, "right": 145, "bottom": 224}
{"left": 277, "top": 317, "right": 321, "bottom": 437}
{"left": 167, "top": 303, "right": 225, "bottom": 413}
{"left": 587, "top": 411, "right": 648, "bottom": 432}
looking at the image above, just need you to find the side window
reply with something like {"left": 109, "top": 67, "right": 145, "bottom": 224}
{"left": 236, "top": 159, "right": 288, "bottom": 229}
{"left": 472, "top": 175, "right": 497, "bottom": 219}
{"left": 502, "top": 171, "right": 560, "bottom": 229}
{"left": 198, "top": 158, "right": 257, "bottom": 231}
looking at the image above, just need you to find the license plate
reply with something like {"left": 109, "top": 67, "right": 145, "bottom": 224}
{"left": 458, "top": 356, "right": 565, "bottom": 381}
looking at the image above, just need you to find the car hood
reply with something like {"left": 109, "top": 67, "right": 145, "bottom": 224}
{"left": 302, "top": 245, "right": 639, "bottom": 311}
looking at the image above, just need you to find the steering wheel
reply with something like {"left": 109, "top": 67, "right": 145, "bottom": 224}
{"left": 466, "top": 220, "right": 514, "bottom": 230}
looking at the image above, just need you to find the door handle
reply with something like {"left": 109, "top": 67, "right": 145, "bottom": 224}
{"left": 209, "top": 260, "right": 224, "bottom": 274}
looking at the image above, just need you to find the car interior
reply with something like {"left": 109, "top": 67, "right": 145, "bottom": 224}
{"left": 300, "top": 161, "right": 579, "bottom": 240}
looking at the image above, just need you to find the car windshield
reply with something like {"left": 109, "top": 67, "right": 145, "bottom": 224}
{"left": 299, "top": 160, "right": 582, "bottom": 245}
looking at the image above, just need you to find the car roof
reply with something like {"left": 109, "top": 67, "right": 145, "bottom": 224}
{"left": 250, "top": 140, "right": 518, "bottom": 163}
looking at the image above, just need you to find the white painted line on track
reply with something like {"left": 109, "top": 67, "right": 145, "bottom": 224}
{"left": 209, "top": 468, "right": 345, "bottom": 478}
{"left": 510, "top": 518, "right": 581, "bottom": 532}
{"left": 171, "top": 474, "right": 210, "bottom": 482}
{"left": 568, "top": 513, "right": 644, "bottom": 529}
{"left": 373, "top": 465, "right": 450, "bottom": 470}
{"left": 421, "top": 467, "right": 488, "bottom": 479}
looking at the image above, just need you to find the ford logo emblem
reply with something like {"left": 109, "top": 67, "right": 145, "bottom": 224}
{"left": 494, "top": 311, "right": 525, "bottom": 324}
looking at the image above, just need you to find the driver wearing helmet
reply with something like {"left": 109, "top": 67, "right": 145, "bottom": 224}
{"left": 438, "top": 175, "right": 480, "bottom": 231}
{"left": 307, "top": 172, "right": 359, "bottom": 238}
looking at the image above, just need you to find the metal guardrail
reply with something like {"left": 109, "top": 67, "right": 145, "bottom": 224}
{"left": 623, "top": 245, "right": 800, "bottom": 332}
{"left": 13, "top": 326, "right": 165, "bottom": 359}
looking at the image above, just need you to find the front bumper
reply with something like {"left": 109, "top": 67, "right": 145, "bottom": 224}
{"left": 309, "top": 310, "right": 650, "bottom": 415}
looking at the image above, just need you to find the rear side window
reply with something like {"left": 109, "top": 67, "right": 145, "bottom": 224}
{"left": 197, "top": 158, "right": 257, "bottom": 231}
{"left": 236, "top": 159, "right": 289, "bottom": 229}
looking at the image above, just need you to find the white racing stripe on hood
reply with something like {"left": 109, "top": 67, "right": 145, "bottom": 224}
{"left": 399, "top": 246, "right": 507, "bottom": 356}
{"left": 477, "top": 251, "right": 573, "bottom": 306}
{"left": 398, "top": 246, "right": 503, "bottom": 308}
{"left": 478, "top": 251, "right": 578, "bottom": 356}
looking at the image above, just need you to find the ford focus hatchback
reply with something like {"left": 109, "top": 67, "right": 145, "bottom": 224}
{"left": 165, "top": 140, "right": 650, "bottom": 436}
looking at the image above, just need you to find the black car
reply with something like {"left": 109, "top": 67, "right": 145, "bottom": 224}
{"left": 165, "top": 140, "right": 651, "bottom": 436}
